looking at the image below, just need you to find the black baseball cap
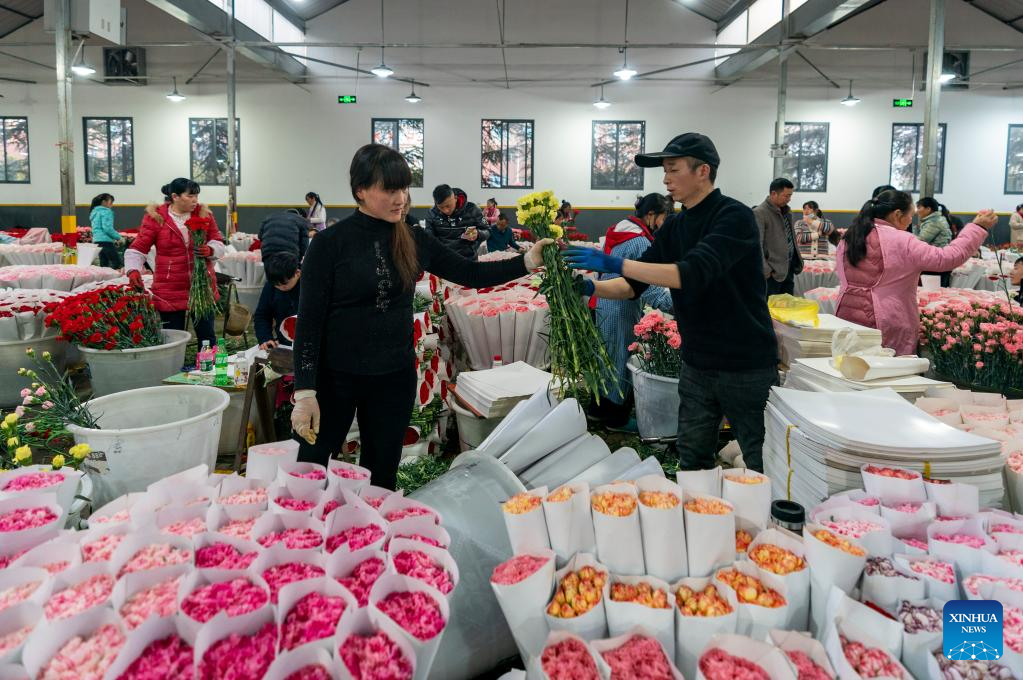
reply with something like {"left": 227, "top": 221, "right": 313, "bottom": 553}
{"left": 635, "top": 133, "right": 720, "bottom": 169}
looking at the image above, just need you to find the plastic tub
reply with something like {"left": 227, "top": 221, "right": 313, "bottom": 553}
{"left": 447, "top": 395, "right": 503, "bottom": 451}
{"left": 235, "top": 284, "right": 262, "bottom": 313}
{"left": 628, "top": 359, "right": 680, "bottom": 439}
{"left": 0, "top": 335, "right": 66, "bottom": 407}
{"left": 408, "top": 452, "right": 525, "bottom": 680}
{"left": 76, "top": 243, "right": 98, "bottom": 266}
{"left": 78, "top": 328, "right": 191, "bottom": 397}
{"left": 67, "top": 385, "right": 230, "bottom": 506}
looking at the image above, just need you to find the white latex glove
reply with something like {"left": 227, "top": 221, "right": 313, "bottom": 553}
{"left": 524, "top": 238, "right": 555, "bottom": 271}
{"left": 291, "top": 391, "right": 320, "bottom": 444}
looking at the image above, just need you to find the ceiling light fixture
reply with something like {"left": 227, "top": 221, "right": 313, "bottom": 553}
{"left": 371, "top": 0, "right": 393, "bottom": 78}
{"left": 840, "top": 79, "right": 860, "bottom": 106}
{"left": 166, "top": 76, "right": 186, "bottom": 102}
{"left": 613, "top": 0, "right": 637, "bottom": 80}
{"left": 593, "top": 84, "right": 611, "bottom": 109}
{"left": 70, "top": 41, "right": 95, "bottom": 76}
{"left": 405, "top": 80, "right": 422, "bottom": 103}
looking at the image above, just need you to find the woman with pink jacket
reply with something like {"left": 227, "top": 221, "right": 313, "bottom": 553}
{"left": 835, "top": 189, "right": 998, "bottom": 355}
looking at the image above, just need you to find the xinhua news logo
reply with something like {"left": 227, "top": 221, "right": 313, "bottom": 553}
{"left": 943, "top": 600, "right": 1004, "bottom": 661}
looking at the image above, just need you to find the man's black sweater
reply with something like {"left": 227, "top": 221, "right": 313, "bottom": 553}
{"left": 294, "top": 210, "right": 527, "bottom": 389}
{"left": 626, "top": 188, "right": 779, "bottom": 371}
{"left": 254, "top": 279, "right": 300, "bottom": 345}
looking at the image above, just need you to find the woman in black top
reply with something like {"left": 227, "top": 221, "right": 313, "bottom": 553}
{"left": 291, "top": 144, "right": 550, "bottom": 489}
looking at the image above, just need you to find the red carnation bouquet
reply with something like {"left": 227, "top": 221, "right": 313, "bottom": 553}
{"left": 44, "top": 284, "right": 163, "bottom": 350}
{"left": 187, "top": 215, "right": 217, "bottom": 320}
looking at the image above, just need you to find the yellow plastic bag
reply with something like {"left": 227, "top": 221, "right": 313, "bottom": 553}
{"left": 768, "top": 294, "right": 819, "bottom": 327}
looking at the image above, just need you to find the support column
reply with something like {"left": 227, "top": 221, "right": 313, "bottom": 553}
{"left": 55, "top": 0, "right": 76, "bottom": 243}
{"left": 226, "top": 0, "right": 237, "bottom": 235}
{"left": 921, "top": 0, "right": 945, "bottom": 198}
{"left": 772, "top": 0, "right": 790, "bottom": 179}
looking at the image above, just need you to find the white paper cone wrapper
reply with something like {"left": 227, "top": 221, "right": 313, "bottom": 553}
{"left": 327, "top": 460, "right": 372, "bottom": 494}
{"left": 278, "top": 462, "right": 329, "bottom": 497}
{"left": 543, "top": 553, "right": 609, "bottom": 642}
{"left": 926, "top": 518, "right": 995, "bottom": 575}
{"left": 386, "top": 539, "right": 459, "bottom": 600}
{"left": 803, "top": 523, "right": 867, "bottom": 634}
{"left": 43, "top": 561, "right": 115, "bottom": 621}
{"left": 0, "top": 493, "right": 63, "bottom": 555}
{"left": 147, "top": 464, "right": 208, "bottom": 497}
{"left": 21, "top": 606, "right": 124, "bottom": 679}
{"left": 275, "top": 576, "right": 357, "bottom": 653}
{"left": 897, "top": 598, "right": 943, "bottom": 680}
{"left": 591, "top": 482, "right": 644, "bottom": 576}
{"left": 387, "top": 517, "right": 452, "bottom": 551}
{"left": 377, "top": 495, "right": 440, "bottom": 526}
{"left": 860, "top": 464, "right": 926, "bottom": 504}
{"left": 86, "top": 493, "right": 143, "bottom": 528}
{"left": 499, "top": 399, "right": 586, "bottom": 474}
{"left": 670, "top": 576, "right": 738, "bottom": 680}
{"left": 368, "top": 574, "right": 449, "bottom": 680}
{"left": 175, "top": 566, "right": 272, "bottom": 641}
{"left": 823, "top": 585, "right": 904, "bottom": 660}
{"left": 893, "top": 554, "right": 959, "bottom": 603}
{"left": 477, "top": 388, "right": 558, "bottom": 459}
{"left": 251, "top": 544, "right": 326, "bottom": 604}
{"left": 684, "top": 493, "right": 735, "bottom": 578}
{"left": 859, "top": 568, "right": 925, "bottom": 614}
{"left": 721, "top": 470, "right": 772, "bottom": 529}
{"left": 879, "top": 502, "right": 935, "bottom": 540}
{"left": 336, "top": 606, "right": 417, "bottom": 680}
{"left": 924, "top": 479, "right": 980, "bottom": 517}
{"left": 216, "top": 475, "right": 270, "bottom": 513}
{"left": 103, "top": 614, "right": 195, "bottom": 679}
{"left": 489, "top": 549, "right": 556, "bottom": 663}
{"left": 636, "top": 476, "right": 687, "bottom": 583}
{"left": 324, "top": 504, "right": 387, "bottom": 556}
{"left": 111, "top": 563, "right": 191, "bottom": 629}
{"left": 0, "top": 466, "right": 82, "bottom": 516}
{"left": 193, "top": 606, "right": 276, "bottom": 677}
{"left": 264, "top": 644, "right": 339, "bottom": 680}
{"left": 0, "top": 602, "right": 40, "bottom": 665}
{"left": 13, "top": 533, "right": 81, "bottom": 574}
{"left": 694, "top": 633, "right": 797, "bottom": 680}
{"left": 603, "top": 574, "right": 675, "bottom": 660}
{"left": 824, "top": 617, "right": 912, "bottom": 680}
{"left": 0, "top": 568, "right": 51, "bottom": 618}
{"left": 748, "top": 528, "right": 810, "bottom": 631}
{"left": 591, "top": 625, "right": 684, "bottom": 680}
{"left": 676, "top": 467, "right": 722, "bottom": 497}
{"left": 501, "top": 487, "right": 551, "bottom": 555}
{"left": 815, "top": 505, "right": 893, "bottom": 557}
{"left": 714, "top": 561, "right": 789, "bottom": 640}
{"left": 541, "top": 482, "right": 595, "bottom": 566}
{"left": 246, "top": 440, "right": 300, "bottom": 482}
{"left": 768, "top": 629, "right": 837, "bottom": 679}
{"left": 528, "top": 630, "right": 601, "bottom": 680}
{"left": 251, "top": 511, "right": 326, "bottom": 554}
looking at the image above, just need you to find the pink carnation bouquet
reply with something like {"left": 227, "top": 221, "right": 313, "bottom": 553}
{"left": 119, "top": 576, "right": 181, "bottom": 629}
{"left": 491, "top": 554, "right": 549, "bottom": 586}
{"left": 118, "top": 543, "right": 193, "bottom": 577}
{"left": 198, "top": 622, "right": 277, "bottom": 680}
{"left": 375, "top": 591, "right": 446, "bottom": 641}
{"left": 628, "top": 310, "right": 682, "bottom": 379}
{"left": 195, "top": 543, "right": 258, "bottom": 570}
{"left": 38, "top": 623, "right": 125, "bottom": 680}
{"left": 391, "top": 550, "right": 454, "bottom": 595}
{"left": 281, "top": 591, "right": 349, "bottom": 651}
{"left": 339, "top": 631, "right": 414, "bottom": 680}
{"left": 0, "top": 506, "right": 58, "bottom": 532}
{"left": 600, "top": 636, "right": 675, "bottom": 680}
{"left": 326, "top": 525, "right": 385, "bottom": 554}
{"left": 117, "top": 635, "right": 193, "bottom": 679}
{"left": 541, "top": 637, "right": 599, "bottom": 680}
{"left": 181, "top": 577, "right": 269, "bottom": 622}
{"left": 44, "top": 573, "right": 114, "bottom": 620}
{"left": 337, "top": 557, "right": 387, "bottom": 607}
{"left": 262, "top": 562, "right": 326, "bottom": 604}
{"left": 258, "top": 528, "right": 323, "bottom": 550}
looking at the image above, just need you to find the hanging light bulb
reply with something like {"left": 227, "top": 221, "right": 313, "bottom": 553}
{"left": 613, "top": 47, "right": 637, "bottom": 80}
{"left": 372, "top": 48, "right": 394, "bottom": 78}
{"left": 593, "top": 84, "right": 611, "bottom": 109}
{"left": 405, "top": 81, "right": 422, "bottom": 103}
{"left": 70, "top": 41, "right": 95, "bottom": 76}
{"left": 840, "top": 79, "right": 860, "bottom": 106}
{"left": 166, "top": 76, "right": 186, "bottom": 102}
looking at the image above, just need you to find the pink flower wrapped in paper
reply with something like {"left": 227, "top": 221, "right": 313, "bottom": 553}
{"left": 490, "top": 554, "right": 549, "bottom": 586}
{"left": 385, "top": 507, "right": 435, "bottom": 523}
{"left": 840, "top": 635, "right": 906, "bottom": 678}
{"left": 2, "top": 472, "right": 64, "bottom": 492}
{"left": 339, "top": 631, "right": 413, "bottom": 680}
{"left": 262, "top": 562, "right": 326, "bottom": 604}
{"left": 198, "top": 621, "right": 277, "bottom": 680}
{"left": 600, "top": 635, "right": 675, "bottom": 680}
{"left": 44, "top": 573, "right": 114, "bottom": 620}
{"left": 331, "top": 466, "right": 369, "bottom": 481}
{"left": 0, "top": 506, "right": 58, "bottom": 532}
{"left": 901, "top": 538, "right": 929, "bottom": 551}
{"left": 81, "top": 533, "right": 126, "bottom": 563}
{"left": 38, "top": 623, "right": 125, "bottom": 680}
{"left": 375, "top": 591, "right": 445, "bottom": 641}
{"left": 908, "top": 559, "right": 955, "bottom": 584}
{"left": 319, "top": 500, "right": 341, "bottom": 521}
{"left": 391, "top": 550, "right": 454, "bottom": 595}
{"left": 118, "top": 544, "right": 193, "bottom": 577}
{"left": 363, "top": 496, "right": 387, "bottom": 510}
{"left": 258, "top": 528, "right": 323, "bottom": 550}
{"left": 540, "top": 638, "right": 599, "bottom": 680}
{"left": 161, "top": 517, "right": 207, "bottom": 538}
{"left": 964, "top": 575, "right": 1023, "bottom": 598}
{"left": 219, "top": 488, "right": 268, "bottom": 506}
{"left": 699, "top": 648, "right": 770, "bottom": 680}
{"left": 119, "top": 576, "right": 181, "bottom": 630}
{"left": 337, "top": 557, "right": 386, "bottom": 607}
{"left": 1005, "top": 606, "right": 1023, "bottom": 654}
{"left": 819, "top": 519, "right": 884, "bottom": 539}
{"left": 218, "top": 518, "right": 257, "bottom": 540}
{"left": 933, "top": 533, "right": 987, "bottom": 548}
{"left": 290, "top": 469, "right": 326, "bottom": 481}
{"left": 388, "top": 533, "right": 442, "bottom": 550}
{"left": 281, "top": 591, "right": 348, "bottom": 651}
{"left": 284, "top": 666, "right": 332, "bottom": 680}
{"left": 326, "top": 525, "right": 384, "bottom": 554}
{"left": 785, "top": 650, "right": 832, "bottom": 680}
{"left": 0, "top": 580, "right": 41, "bottom": 612}
{"left": 275, "top": 497, "right": 316, "bottom": 513}
{"left": 91, "top": 509, "right": 130, "bottom": 525}
{"left": 0, "top": 625, "right": 32, "bottom": 657}
{"left": 181, "top": 577, "right": 269, "bottom": 623}
{"left": 991, "top": 523, "right": 1023, "bottom": 536}
{"left": 117, "top": 635, "right": 193, "bottom": 679}
{"left": 195, "top": 543, "right": 258, "bottom": 570}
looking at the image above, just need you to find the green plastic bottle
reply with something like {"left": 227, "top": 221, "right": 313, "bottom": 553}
{"left": 214, "top": 338, "right": 230, "bottom": 386}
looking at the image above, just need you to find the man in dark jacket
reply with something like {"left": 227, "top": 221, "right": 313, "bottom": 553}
{"left": 754, "top": 177, "right": 802, "bottom": 296}
{"left": 425, "top": 184, "right": 489, "bottom": 259}
{"left": 255, "top": 252, "right": 301, "bottom": 349}
{"left": 258, "top": 210, "right": 308, "bottom": 260}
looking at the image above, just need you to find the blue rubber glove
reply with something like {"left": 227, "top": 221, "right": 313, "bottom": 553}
{"left": 563, "top": 246, "right": 624, "bottom": 275}
{"left": 581, "top": 278, "right": 595, "bottom": 297}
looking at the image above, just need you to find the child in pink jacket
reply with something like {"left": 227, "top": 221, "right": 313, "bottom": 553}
{"left": 836, "top": 190, "right": 998, "bottom": 355}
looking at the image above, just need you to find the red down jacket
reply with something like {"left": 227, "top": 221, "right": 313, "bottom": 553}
{"left": 129, "top": 203, "right": 223, "bottom": 313}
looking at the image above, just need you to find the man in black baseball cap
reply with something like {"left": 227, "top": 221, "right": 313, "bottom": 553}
{"left": 565, "top": 133, "right": 779, "bottom": 473}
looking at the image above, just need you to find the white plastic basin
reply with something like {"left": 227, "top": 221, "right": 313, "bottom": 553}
{"left": 78, "top": 329, "right": 191, "bottom": 397}
{"left": 67, "top": 385, "right": 230, "bottom": 506}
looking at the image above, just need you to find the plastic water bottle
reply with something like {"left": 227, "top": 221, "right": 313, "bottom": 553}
{"left": 199, "top": 341, "right": 213, "bottom": 372}
{"left": 214, "top": 338, "right": 230, "bottom": 386}
{"left": 492, "top": 355, "right": 503, "bottom": 368}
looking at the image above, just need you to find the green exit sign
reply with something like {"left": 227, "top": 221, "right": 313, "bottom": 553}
{"left": 338, "top": 95, "right": 358, "bottom": 104}
{"left": 892, "top": 98, "right": 914, "bottom": 108}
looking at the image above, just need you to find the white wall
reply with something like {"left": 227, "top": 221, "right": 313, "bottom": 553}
{"left": 0, "top": 76, "right": 1019, "bottom": 212}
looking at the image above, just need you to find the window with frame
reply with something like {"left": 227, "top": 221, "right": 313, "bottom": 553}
{"left": 782, "top": 122, "right": 828, "bottom": 192}
{"left": 591, "top": 121, "right": 645, "bottom": 190}
{"left": 372, "top": 118, "right": 424, "bottom": 188}
{"left": 889, "top": 123, "right": 946, "bottom": 194}
{"left": 189, "top": 118, "right": 240, "bottom": 186}
{"left": 84, "top": 117, "right": 134, "bottom": 184}
{"left": 0, "top": 117, "right": 29, "bottom": 183}
{"left": 1006, "top": 125, "right": 1023, "bottom": 194}
{"left": 481, "top": 119, "right": 534, "bottom": 189}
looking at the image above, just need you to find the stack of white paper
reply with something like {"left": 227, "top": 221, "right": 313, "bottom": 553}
{"left": 784, "top": 358, "right": 950, "bottom": 401}
{"left": 764, "top": 387, "right": 1005, "bottom": 511}
{"left": 453, "top": 362, "right": 553, "bottom": 419}
{"left": 773, "top": 315, "right": 881, "bottom": 367}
